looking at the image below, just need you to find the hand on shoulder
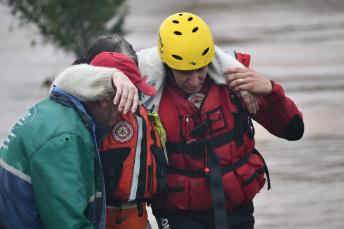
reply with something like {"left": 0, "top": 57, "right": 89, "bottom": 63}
{"left": 225, "top": 67, "right": 272, "bottom": 96}
{"left": 111, "top": 70, "right": 139, "bottom": 114}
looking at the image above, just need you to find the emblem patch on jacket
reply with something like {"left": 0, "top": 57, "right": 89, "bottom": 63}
{"left": 112, "top": 121, "right": 134, "bottom": 143}
{"left": 188, "top": 93, "right": 205, "bottom": 108}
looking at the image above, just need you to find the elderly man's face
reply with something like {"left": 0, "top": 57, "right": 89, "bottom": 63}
{"left": 87, "top": 98, "right": 120, "bottom": 128}
{"left": 99, "top": 99, "right": 121, "bottom": 127}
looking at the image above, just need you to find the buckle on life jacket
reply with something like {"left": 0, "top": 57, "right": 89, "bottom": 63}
{"left": 186, "top": 139, "right": 212, "bottom": 158}
{"left": 192, "top": 119, "right": 212, "bottom": 137}
{"left": 247, "top": 116, "right": 255, "bottom": 139}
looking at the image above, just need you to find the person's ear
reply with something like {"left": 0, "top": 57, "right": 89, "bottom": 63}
{"left": 100, "top": 100, "right": 108, "bottom": 108}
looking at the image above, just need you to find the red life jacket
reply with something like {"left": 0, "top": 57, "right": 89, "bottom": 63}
{"left": 98, "top": 105, "right": 167, "bottom": 211}
{"left": 153, "top": 79, "right": 269, "bottom": 212}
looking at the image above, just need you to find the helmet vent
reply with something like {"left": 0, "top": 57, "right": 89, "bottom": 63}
{"left": 202, "top": 48, "right": 209, "bottom": 56}
{"left": 192, "top": 27, "right": 199, "bottom": 33}
{"left": 188, "top": 17, "right": 193, "bottom": 21}
{"left": 172, "top": 55, "right": 183, "bottom": 60}
{"left": 173, "top": 20, "right": 179, "bottom": 24}
{"left": 174, "top": 31, "right": 182, "bottom": 35}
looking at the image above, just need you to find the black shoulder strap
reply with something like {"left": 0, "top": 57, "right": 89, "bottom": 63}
{"left": 207, "top": 150, "right": 229, "bottom": 229}
{"left": 229, "top": 93, "right": 245, "bottom": 148}
{"left": 134, "top": 105, "right": 148, "bottom": 200}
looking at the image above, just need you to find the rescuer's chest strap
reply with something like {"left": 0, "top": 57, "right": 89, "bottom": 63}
{"left": 166, "top": 148, "right": 270, "bottom": 190}
{"left": 166, "top": 118, "right": 253, "bottom": 158}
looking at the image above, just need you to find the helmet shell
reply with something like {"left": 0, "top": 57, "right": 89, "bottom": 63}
{"left": 158, "top": 12, "right": 215, "bottom": 70}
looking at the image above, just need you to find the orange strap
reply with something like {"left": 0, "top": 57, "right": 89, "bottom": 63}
{"left": 106, "top": 206, "right": 148, "bottom": 229}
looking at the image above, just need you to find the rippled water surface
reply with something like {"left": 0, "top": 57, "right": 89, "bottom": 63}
{"left": 1, "top": 0, "right": 343, "bottom": 228}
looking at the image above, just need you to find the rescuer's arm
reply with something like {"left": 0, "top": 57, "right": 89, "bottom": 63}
{"left": 226, "top": 67, "right": 304, "bottom": 140}
{"left": 53, "top": 64, "right": 138, "bottom": 114}
{"left": 250, "top": 81, "right": 304, "bottom": 140}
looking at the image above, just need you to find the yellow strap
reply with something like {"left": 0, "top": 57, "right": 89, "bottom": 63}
{"left": 148, "top": 112, "right": 169, "bottom": 165}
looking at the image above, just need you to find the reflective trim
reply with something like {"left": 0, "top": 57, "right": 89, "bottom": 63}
{"left": 88, "top": 192, "right": 103, "bottom": 203}
{"left": 9, "top": 132, "right": 17, "bottom": 138}
{"left": 0, "top": 158, "right": 31, "bottom": 183}
{"left": 129, "top": 115, "right": 143, "bottom": 201}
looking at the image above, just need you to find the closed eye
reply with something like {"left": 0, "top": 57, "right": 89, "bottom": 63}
{"left": 196, "top": 66, "right": 206, "bottom": 72}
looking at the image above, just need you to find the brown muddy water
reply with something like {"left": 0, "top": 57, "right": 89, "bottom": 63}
{"left": 1, "top": 0, "right": 344, "bottom": 228}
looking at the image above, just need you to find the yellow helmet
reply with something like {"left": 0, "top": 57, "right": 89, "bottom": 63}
{"left": 158, "top": 12, "right": 215, "bottom": 70}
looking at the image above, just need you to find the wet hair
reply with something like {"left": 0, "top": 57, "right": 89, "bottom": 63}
{"left": 84, "top": 34, "right": 138, "bottom": 65}
{"left": 163, "top": 63, "right": 175, "bottom": 82}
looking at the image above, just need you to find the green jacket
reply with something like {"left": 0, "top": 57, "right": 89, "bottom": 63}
{"left": 0, "top": 87, "right": 105, "bottom": 228}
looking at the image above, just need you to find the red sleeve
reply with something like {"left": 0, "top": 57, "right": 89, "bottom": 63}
{"left": 250, "top": 81, "right": 304, "bottom": 140}
{"left": 236, "top": 53, "right": 251, "bottom": 68}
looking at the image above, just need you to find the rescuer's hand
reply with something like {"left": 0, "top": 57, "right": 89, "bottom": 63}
{"left": 225, "top": 67, "right": 272, "bottom": 96}
{"left": 235, "top": 90, "right": 261, "bottom": 114}
{"left": 111, "top": 70, "right": 139, "bottom": 114}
